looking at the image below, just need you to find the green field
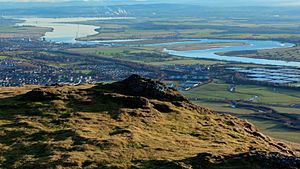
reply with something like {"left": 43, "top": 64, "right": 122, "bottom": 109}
{"left": 0, "top": 26, "right": 51, "bottom": 38}
{"left": 222, "top": 46, "right": 300, "bottom": 62}
{"left": 183, "top": 80, "right": 300, "bottom": 143}
{"left": 247, "top": 119, "right": 300, "bottom": 143}
{"left": 0, "top": 56, "right": 7, "bottom": 60}
{"left": 76, "top": 17, "right": 300, "bottom": 45}
{"left": 184, "top": 80, "right": 300, "bottom": 105}
{"left": 192, "top": 100, "right": 300, "bottom": 143}
{"left": 68, "top": 46, "right": 225, "bottom": 65}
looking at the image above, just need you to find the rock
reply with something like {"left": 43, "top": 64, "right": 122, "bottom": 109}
{"left": 22, "top": 88, "right": 59, "bottom": 101}
{"left": 108, "top": 94, "right": 150, "bottom": 109}
{"left": 103, "top": 74, "right": 188, "bottom": 102}
{"left": 152, "top": 102, "right": 173, "bottom": 113}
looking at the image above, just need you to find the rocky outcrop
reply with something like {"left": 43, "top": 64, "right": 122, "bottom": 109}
{"left": 102, "top": 74, "right": 187, "bottom": 102}
{"left": 22, "top": 88, "right": 59, "bottom": 101}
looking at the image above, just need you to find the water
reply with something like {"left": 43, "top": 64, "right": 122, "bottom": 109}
{"left": 162, "top": 39, "right": 298, "bottom": 67}
{"left": 18, "top": 17, "right": 300, "bottom": 67}
{"left": 18, "top": 17, "right": 134, "bottom": 43}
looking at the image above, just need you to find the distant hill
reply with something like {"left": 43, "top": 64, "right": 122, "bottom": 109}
{"left": 1, "top": 3, "right": 300, "bottom": 19}
{"left": 0, "top": 75, "right": 299, "bottom": 168}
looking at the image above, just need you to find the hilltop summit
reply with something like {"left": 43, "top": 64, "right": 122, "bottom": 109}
{"left": 0, "top": 75, "right": 299, "bottom": 169}
{"left": 102, "top": 74, "right": 187, "bottom": 102}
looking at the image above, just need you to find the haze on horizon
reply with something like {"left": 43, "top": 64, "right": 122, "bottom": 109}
{"left": 0, "top": 0, "right": 300, "bottom": 7}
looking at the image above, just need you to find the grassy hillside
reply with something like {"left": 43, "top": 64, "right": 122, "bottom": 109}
{"left": 0, "top": 75, "right": 299, "bottom": 168}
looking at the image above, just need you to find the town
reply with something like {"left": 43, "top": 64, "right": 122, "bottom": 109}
{"left": 0, "top": 38, "right": 212, "bottom": 88}
{"left": 2, "top": 37, "right": 300, "bottom": 93}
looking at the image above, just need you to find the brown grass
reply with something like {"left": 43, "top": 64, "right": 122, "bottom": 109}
{"left": 0, "top": 79, "right": 298, "bottom": 168}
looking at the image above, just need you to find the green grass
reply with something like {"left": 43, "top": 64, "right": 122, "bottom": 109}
{"left": 0, "top": 56, "right": 7, "bottom": 60}
{"left": 68, "top": 45, "right": 226, "bottom": 66}
{"left": 191, "top": 100, "right": 300, "bottom": 143}
{"left": 80, "top": 28, "right": 180, "bottom": 41}
{"left": 226, "top": 46, "right": 300, "bottom": 62}
{"left": 183, "top": 80, "right": 300, "bottom": 143}
{"left": 247, "top": 118, "right": 300, "bottom": 143}
{"left": 192, "top": 101, "right": 255, "bottom": 115}
{"left": 0, "top": 26, "right": 51, "bottom": 38}
{"left": 147, "top": 58, "right": 225, "bottom": 66}
{"left": 76, "top": 17, "right": 300, "bottom": 43}
{"left": 69, "top": 47, "right": 208, "bottom": 65}
{"left": 183, "top": 80, "right": 300, "bottom": 105}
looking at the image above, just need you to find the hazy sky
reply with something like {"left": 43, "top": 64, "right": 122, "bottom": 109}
{"left": 0, "top": 0, "right": 300, "bottom": 7}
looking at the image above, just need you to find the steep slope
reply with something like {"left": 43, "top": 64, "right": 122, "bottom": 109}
{"left": 0, "top": 75, "right": 299, "bottom": 169}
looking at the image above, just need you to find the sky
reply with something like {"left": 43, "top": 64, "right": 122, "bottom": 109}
{"left": 0, "top": 0, "right": 300, "bottom": 7}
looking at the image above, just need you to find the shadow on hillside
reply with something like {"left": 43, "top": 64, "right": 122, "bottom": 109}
{"left": 131, "top": 151, "right": 300, "bottom": 169}
{"left": 0, "top": 121, "right": 113, "bottom": 168}
{"left": 0, "top": 84, "right": 152, "bottom": 168}
{"left": 0, "top": 86, "right": 115, "bottom": 168}
{"left": 0, "top": 84, "right": 130, "bottom": 119}
{"left": 66, "top": 84, "right": 151, "bottom": 119}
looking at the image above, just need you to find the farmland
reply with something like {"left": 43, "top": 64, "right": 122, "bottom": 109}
{"left": 183, "top": 80, "right": 300, "bottom": 143}
{"left": 220, "top": 46, "right": 300, "bottom": 62}
{"left": 67, "top": 45, "right": 227, "bottom": 65}
{"left": 75, "top": 17, "right": 300, "bottom": 45}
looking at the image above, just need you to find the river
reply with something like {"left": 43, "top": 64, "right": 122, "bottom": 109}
{"left": 18, "top": 17, "right": 134, "bottom": 43}
{"left": 18, "top": 17, "right": 299, "bottom": 67}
